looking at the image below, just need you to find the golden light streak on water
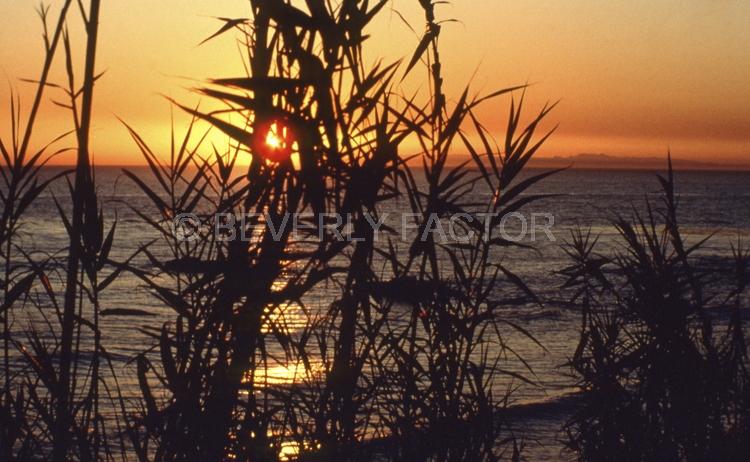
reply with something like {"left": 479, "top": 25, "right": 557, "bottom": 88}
{"left": 245, "top": 358, "right": 324, "bottom": 386}
{"left": 277, "top": 439, "right": 323, "bottom": 461}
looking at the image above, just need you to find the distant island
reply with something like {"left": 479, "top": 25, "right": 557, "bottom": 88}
{"left": 527, "top": 153, "right": 750, "bottom": 171}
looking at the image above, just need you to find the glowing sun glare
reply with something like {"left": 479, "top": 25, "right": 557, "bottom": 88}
{"left": 265, "top": 130, "right": 283, "bottom": 150}
{"left": 254, "top": 121, "right": 295, "bottom": 163}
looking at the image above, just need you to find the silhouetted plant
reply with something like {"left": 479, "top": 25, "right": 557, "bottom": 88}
{"left": 0, "top": 1, "right": 128, "bottom": 460}
{"left": 562, "top": 158, "right": 750, "bottom": 461}
{"left": 2, "top": 1, "right": 558, "bottom": 461}
{"left": 122, "top": 1, "right": 556, "bottom": 461}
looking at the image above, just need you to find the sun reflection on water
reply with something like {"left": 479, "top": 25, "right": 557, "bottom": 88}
{"left": 278, "top": 440, "right": 322, "bottom": 461}
{"left": 241, "top": 275, "right": 327, "bottom": 459}
{"left": 247, "top": 359, "right": 324, "bottom": 386}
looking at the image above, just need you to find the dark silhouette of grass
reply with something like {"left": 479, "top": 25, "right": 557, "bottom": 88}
{"left": 0, "top": 0, "right": 552, "bottom": 461}
{"left": 562, "top": 157, "right": 750, "bottom": 460}
{"left": 1, "top": 1, "right": 127, "bottom": 460}
{"left": 117, "top": 2, "right": 555, "bottom": 461}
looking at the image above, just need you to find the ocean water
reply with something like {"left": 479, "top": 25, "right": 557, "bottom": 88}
{"left": 5, "top": 166, "right": 750, "bottom": 460}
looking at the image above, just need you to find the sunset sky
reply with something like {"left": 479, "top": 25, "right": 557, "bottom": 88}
{"left": 1, "top": 0, "right": 749, "bottom": 165}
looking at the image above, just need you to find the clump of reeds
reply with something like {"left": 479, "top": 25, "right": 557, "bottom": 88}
{"left": 562, "top": 158, "right": 750, "bottom": 460}
{"left": 122, "top": 1, "right": 556, "bottom": 461}
{"left": 3, "top": 1, "right": 558, "bottom": 461}
{"left": 1, "top": 1, "right": 128, "bottom": 460}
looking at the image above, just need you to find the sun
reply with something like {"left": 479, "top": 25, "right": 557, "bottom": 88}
{"left": 253, "top": 120, "right": 294, "bottom": 163}
{"left": 265, "top": 129, "right": 283, "bottom": 150}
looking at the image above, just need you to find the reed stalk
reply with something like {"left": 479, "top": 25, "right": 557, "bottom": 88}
{"left": 54, "top": 1, "right": 101, "bottom": 459}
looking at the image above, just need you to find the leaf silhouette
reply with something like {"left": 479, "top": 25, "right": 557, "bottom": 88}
{"left": 199, "top": 17, "right": 248, "bottom": 46}
{"left": 403, "top": 29, "right": 435, "bottom": 79}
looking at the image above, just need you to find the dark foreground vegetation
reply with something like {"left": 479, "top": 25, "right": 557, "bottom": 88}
{"left": 1, "top": 1, "right": 748, "bottom": 461}
{"left": 562, "top": 161, "right": 750, "bottom": 460}
{"left": 1, "top": 1, "right": 554, "bottom": 460}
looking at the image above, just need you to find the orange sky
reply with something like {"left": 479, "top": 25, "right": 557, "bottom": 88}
{"left": 1, "top": 0, "right": 749, "bottom": 165}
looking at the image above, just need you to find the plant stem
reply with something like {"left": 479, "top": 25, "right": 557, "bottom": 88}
{"left": 54, "top": 1, "right": 100, "bottom": 460}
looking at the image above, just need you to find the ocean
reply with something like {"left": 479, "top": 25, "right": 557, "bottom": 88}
{"left": 6, "top": 166, "right": 750, "bottom": 460}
